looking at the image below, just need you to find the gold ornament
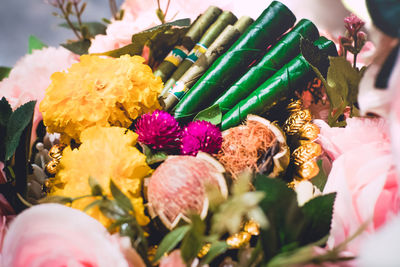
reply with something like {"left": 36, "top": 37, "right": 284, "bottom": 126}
{"left": 244, "top": 220, "right": 260, "bottom": 236}
{"left": 298, "top": 122, "right": 320, "bottom": 141}
{"left": 286, "top": 99, "right": 303, "bottom": 112}
{"left": 198, "top": 243, "right": 211, "bottom": 258}
{"left": 292, "top": 142, "right": 322, "bottom": 166}
{"left": 226, "top": 231, "right": 252, "bottom": 249}
{"left": 283, "top": 109, "right": 312, "bottom": 135}
{"left": 49, "top": 144, "right": 66, "bottom": 161}
{"left": 45, "top": 159, "right": 60, "bottom": 176}
{"left": 295, "top": 160, "right": 320, "bottom": 180}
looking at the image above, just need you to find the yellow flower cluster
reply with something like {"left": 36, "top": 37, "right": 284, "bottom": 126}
{"left": 39, "top": 55, "right": 162, "bottom": 142}
{"left": 50, "top": 126, "right": 152, "bottom": 227}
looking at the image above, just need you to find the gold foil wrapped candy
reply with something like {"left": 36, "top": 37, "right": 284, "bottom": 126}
{"left": 283, "top": 109, "right": 312, "bottom": 135}
{"left": 45, "top": 144, "right": 66, "bottom": 177}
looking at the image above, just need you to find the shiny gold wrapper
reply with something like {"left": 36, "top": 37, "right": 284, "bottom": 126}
{"left": 299, "top": 122, "right": 320, "bottom": 141}
{"left": 283, "top": 109, "right": 312, "bottom": 135}
{"left": 296, "top": 159, "right": 320, "bottom": 180}
{"left": 291, "top": 142, "right": 322, "bottom": 166}
{"left": 226, "top": 231, "right": 252, "bottom": 249}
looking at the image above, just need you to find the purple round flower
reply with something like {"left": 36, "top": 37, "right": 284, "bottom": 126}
{"left": 181, "top": 121, "right": 222, "bottom": 156}
{"left": 135, "top": 110, "right": 181, "bottom": 150}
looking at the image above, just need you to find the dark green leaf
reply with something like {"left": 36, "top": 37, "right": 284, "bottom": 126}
{"left": 98, "top": 199, "right": 125, "bottom": 220}
{"left": 193, "top": 104, "right": 222, "bottom": 125}
{"left": 88, "top": 176, "right": 103, "bottom": 196}
{"left": 145, "top": 18, "right": 191, "bottom": 32}
{"left": 300, "top": 38, "right": 330, "bottom": 78}
{"left": 140, "top": 143, "right": 167, "bottom": 165}
{"left": 4, "top": 101, "right": 36, "bottom": 161}
{"left": 39, "top": 195, "right": 73, "bottom": 204}
{"left": 59, "top": 22, "right": 107, "bottom": 36}
{"left": 0, "top": 97, "right": 12, "bottom": 126}
{"left": 28, "top": 35, "right": 47, "bottom": 54}
{"left": 181, "top": 215, "right": 205, "bottom": 264}
{"left": 0, "top": 67, "right": 11, "bottom": 81}
{"left": 366, "top": 0, "right": 400, "bottom": 38}
{"left": 110, "top": 179, "right": 133, "bottom": 213}
{"left": 254, "top": 175, "right": 305, "bottom": 261}
{"left": 201, "top": 241, "right": 230, "bottom": 265}
{"left": 154, "top": 225, "right": 191, "bottom": 262}
{"left": 61, "top": 39, "right": 91, "bottom": 55}
{"left": 299, "top": 193, "right": 336, "bottom": 245}
{"left": 310, "top": 160, "right": 328, "bottom": 192}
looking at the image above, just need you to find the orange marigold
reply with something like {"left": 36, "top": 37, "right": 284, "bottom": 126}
{"left": 39, "top": 55, "right": 162, "bottom": 142}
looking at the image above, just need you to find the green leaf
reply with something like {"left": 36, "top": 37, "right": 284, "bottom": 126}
{"left": 59, "top": 22, "right": 107, "bottom": 36}
{"left": 366, "top": 0, "right": 400, "bottom": 38}
{"left": 96, "top": 19, "right": 189, "bottom": 61}
{"left": 4, "top": 101, "right": 36, "bottom": 161}
{"left": 39, "top": 195, "right": 73, "bottom": 204}
{"left": 193, "top": 104, "right": 222, "bottom": 125}
{"left": 61, "top": 39, "right": 91, "bottom": 55}
{"left": 84, "top": 199, "right": 104, "bottom": 212}
{"left": 140, "top": 143, "right": 167, "bottom": 165}
{"left": 98, "top": 198, "right": 125, "bottom": 220}
{"left": 201, "top": 241, "right": 230, "bottom": 265}
{"left": 154, "top": 225, "right": 191, "bottom": 262}
{"left": 88, "top": 176, "right": 103, "bottom": 196}
{"left": 310, "top": 160, "right": 328, "bottom": 192}
{"left": 327, "top": 56, "right": 362, "bottom": 106}
{"left": 28, "top": 35, "right": 47, "bottom": 54}
{"left": 254, "top": 175, "right": 305, "bottom": 262}
{"left": 0, "top": 97, "right": 12, "bottom": 127}
{"left": 109, "top": 179, "right": 133, "bottom": 213}
{"left": 181, "top": 215, "right": 206, "bottom": 263}
{"left": 0, "top": 67, "right": 11, "bottom": 81}
{"left": 300, "top": 38, "right": 330, "bottom": 78}
{"left": 299, "top": 193, "right": 336, "bottom": 245}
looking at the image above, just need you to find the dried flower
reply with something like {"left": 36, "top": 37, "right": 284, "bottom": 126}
{"left": 40, "top": 55, "right": 162, "bottom": 142}
{"left": 181, "top": 121, "right": 222, "bottom": 156}
{"left": 344, "top": 13, "right": 365, "bottom": 37}
{"left": 135, "top": 110, "right": 181, "bottom": 150}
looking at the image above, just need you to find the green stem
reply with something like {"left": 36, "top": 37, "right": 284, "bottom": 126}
{"left": 353, "top": 34, "right": 358, "bottom": 68}
{"left": 73, "top": 2, "right": 83, "bottom": 28}
{"left": 59, "top": 3, "right": 82, "bottom": 39}
{"left": 108, "top": 0, "right": 118, "bottom": 20}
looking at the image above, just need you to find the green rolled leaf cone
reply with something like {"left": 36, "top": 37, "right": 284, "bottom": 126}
{"left": 162, "top": 18, "right": 253, "bottom": 111}
{"left": 214, "top": 18, "right": 320, "bottom": 113}
{"left": 221, "top": 37, "right": 337, "bottom": 130}
{"left": 173, "top": 1, "right": 296, "bottom": 120}
{"left": 161, "top": 11, "right": 238, "bottom": 96}
{"left": 153, "top": 6, "right": 222, "bottom": 82}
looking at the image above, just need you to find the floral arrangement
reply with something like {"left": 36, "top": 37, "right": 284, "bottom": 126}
{"left": 0, "top": 0, "right": 399, "bottom": 266}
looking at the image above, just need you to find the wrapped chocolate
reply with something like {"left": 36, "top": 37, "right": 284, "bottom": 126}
{"left": 161, "top": 17, "right": 254, "bottom": 111}
{"left": 153, "top": 6, "right": 222, "bottom": 82}
{"left": 214, "top": 19, "right": 320, "bottom": 113}
{"left": 160, "top": 11, "right": 238, "bottom": 96}
{"left": 173, "top": 1, "right": 296, "bottom": 120}
{"left": 221, "top": 37, "right": 338, "bottom": 130}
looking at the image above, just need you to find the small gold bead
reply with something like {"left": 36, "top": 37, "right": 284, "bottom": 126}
{"left": 283, "top": 109, "right": 312, "bottom": 135}
{"left": 292, "top": 142, "right": 322, "bottom": 166}
{"left": 299, "top": 122, "right": 320, "bottom": 141}
{"left": 244, "top": 220, "right": 260, "bottom": 236}
{"left": 49, "top": 144, "right": 66, "bottom": 161}
{"left": 147, "top": 245, "right": 158, "bottom": 265}
{"left": 296, "top": 160, "right": 320, "bottom": 180}
{"left": 45, "top": 159, "right": 60, "bottom": 176}
{"left": 197, "top": 243, "right": 211, "bottom": 258}
{"left": 226, "top": 232, "right": 251, "bottom": 249}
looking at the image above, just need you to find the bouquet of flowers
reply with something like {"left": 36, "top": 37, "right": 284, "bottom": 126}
{"left": 0, "top": 0, "right": 399, "bottom": 266}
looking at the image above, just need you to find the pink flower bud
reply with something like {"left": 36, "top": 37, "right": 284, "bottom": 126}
{"left": 344, "top": 14, "right": 365, "bottom": 36}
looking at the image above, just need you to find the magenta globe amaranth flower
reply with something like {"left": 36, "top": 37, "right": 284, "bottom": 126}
{"left": 135, "top": 110, "right": 181, "bottom": 150}
{"left": 181, "top": 121, "right": 222, "bottom": 156}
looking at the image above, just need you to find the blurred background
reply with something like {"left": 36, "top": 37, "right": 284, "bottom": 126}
{"left": 0, "top": 0, "right": 349, "bottom": 67}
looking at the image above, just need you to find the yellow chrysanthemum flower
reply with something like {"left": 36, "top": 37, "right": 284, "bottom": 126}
{"left": 39, "top": 55, "right": 162, "bottom": 142}
{"left": 50, "top": 126, "right": 152, "bottom": 227}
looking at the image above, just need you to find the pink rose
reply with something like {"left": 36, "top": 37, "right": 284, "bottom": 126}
{"left": 159, "top": 250, "right": 186, "bottom": 267}
{"left": 316, "top": 118, "right": 400, "bottom": 254}
{"left": 1, "top": 203, "right": 145, "bottom": 267}
{"left": 0, "top": 47, "right": 78, "bottom": 142}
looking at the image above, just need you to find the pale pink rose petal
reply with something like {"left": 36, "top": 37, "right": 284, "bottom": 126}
{"left": 319, "top": 118, "right": 400, "bottom": 254}
{"left": 160, "top": 250, "right": 186, "bottom": 267}
{"left": 0, "top": 47, "right": 78, "bottom": 142}
{"left": 1, "top": 204, "right": 139, "bottom": 267}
